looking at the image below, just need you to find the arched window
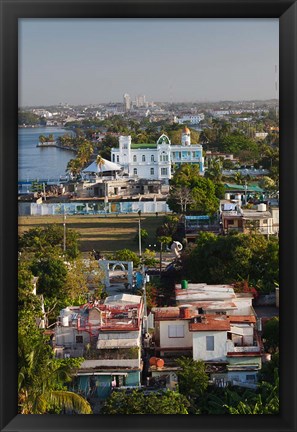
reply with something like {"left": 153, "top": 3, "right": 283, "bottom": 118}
{"left": 150, "top": 168, "right": 154, "bottom": 175}
{"left": 133, "top": 155, "right": 137, "bottom": 162}
{"left": 133, "top": 168, "right": 137, "bottom": 175}
{"left": 151, "top": 155, "right": 154, "bottom": 162}
{"left": 160, "top": 151, "right": 168, "bottom": 162}
{"left": 142, "top": 155, "right": 146, "bottom": 162}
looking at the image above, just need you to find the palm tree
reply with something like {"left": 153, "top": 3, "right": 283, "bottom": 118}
{"left": 96, "top": 154, "right": 105, "bottom": 178}
{"left": 66, "top": 158, "right": 82, "bottom": 179}
{"left": 77, "top": 141, "right": 94, "bottom": 166}
{"left": 18, "top": 334, "right": 92, "bottom": 414}
{"left": 233, "top": 171, "right": 245, "bottom": 185}
{"left": 205, "top": 159, "right": 223, "bottom": 183}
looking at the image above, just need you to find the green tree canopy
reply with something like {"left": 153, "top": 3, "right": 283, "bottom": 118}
{"left": 18, "top": 331, "right": 91, "bottom": 414}
{"left": 262, "top": 317, "right": 279, "bottom": 353}
{"left": 113, "top": 249, "right": 140, "bottom": 267}
{"left": 18, "top": 111, "right": 41, "bottom": 125}
{"left": 176, "top": 357, "right": 209, "bottom": 413}
{"left": 19, "top": 224, "right": 80, "bottom": 259}
{"left": 182, "top": 232, "right": 278, "bottom": 293}
{"left": 220, "top": 133, "right": 259, "bottom": 159}
{"left": 101, "top": 389, "right": 189, "bottom": 414}
{"left": 168, "top": 165, "right": 219, "bottom": 215}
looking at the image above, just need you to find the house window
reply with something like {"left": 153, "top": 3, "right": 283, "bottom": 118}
{"left": 160, "top": 152, "right": 168, "bottom": 162}
{"left": 150, "top": 168, "right": 154, "bottom": 175}
{"left": 161, "top": 168, "right": 168, "bottom": 176}
{"left": 168, "top": 325, "right": 184, "bottom": 338}
{"left": 142, "top": 155, "right": 146, "bottom": 162}
{"left": 206, "top": 335, "right": 214, "bottom": 351}
{"left": 133, "top": 168, "right": 137, "bottom": 175}
{"left": 227, "top": 220, "right": 234, "bottom": 225}
{"left": 133, "top": 155, "right": 137, "bottom": 162}
{"left": 263, "top": 219, "right": 268, "bottom": 224}
{"left": 112, "top": 154, "right": 115, "bottom": 162}
{"left": 116, "top": 155, "right": 119, "bottom": 163}
{"left": 246, "top": 374, "right": 256, "bottom": 382}
{"left": 151, "top": 155, "right": 154, "bottom": 162}
{"left": 76, "top": 335, "right": 83, "bottom": 344}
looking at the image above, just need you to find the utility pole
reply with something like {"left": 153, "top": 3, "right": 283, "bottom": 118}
{"left": 244, "top": 180, "right": 247, "bottom": 205}
{"left": 142, "top": 264, "right": 148, "bottom": 334}
{"left": 159, "top": 241, "right": 163, "bottom": 274}
{"left": 63, "top": 206, "right": 66, "bottom": 253}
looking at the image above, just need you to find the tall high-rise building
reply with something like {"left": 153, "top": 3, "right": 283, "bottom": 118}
{"left": 136, "top": 95, "right": 146, "bottom": 108}
{"left": 123, "top": 93, "right": 131, "bottom": 111}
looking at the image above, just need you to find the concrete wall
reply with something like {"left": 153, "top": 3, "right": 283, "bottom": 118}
{"left": 55, "top": 327, "right": 90, "bottom": 346}
{"left": 80, "top": 359, "right": 141, "bottom": 369}
{"left": 228, "top": 371, "right": 258, "bottom": 384}
{"left": 227, "top": 355, "right": 262, "bottom": 368}
{"left": 230, "top": 297, "right": 253, "bottom": 315}
{"left": 159, "top": 320, "right": 192, "bottom": 349}
{"left": 193, "top": 331, "right": 228, "bottom": 361}
{"left": 230, "top": 324, "right": 254, "bottom": 346}
{"left": 24, "top": 200, "right": 170, "bottom": 216}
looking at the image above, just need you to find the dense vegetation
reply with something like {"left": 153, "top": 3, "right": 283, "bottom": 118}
{"left": 182, "top": 231, "right": 278, "bottom": 293}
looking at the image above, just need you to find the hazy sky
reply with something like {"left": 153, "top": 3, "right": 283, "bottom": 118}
{"left": 19, "top": 19, "right": 279, "bottom": 106}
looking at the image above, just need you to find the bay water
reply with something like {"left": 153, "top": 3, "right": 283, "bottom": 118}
{"left": 18, "top": 127, "right": 75, "bottom": 181}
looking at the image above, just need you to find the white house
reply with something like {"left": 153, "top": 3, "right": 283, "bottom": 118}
{"left": 111, "top": 128, "right": 204, "bottom": 182}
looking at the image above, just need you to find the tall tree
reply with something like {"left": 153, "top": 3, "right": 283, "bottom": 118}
{"left": 168, "top": 164, "right": 219, "bottom": 215}
{"left": 95, "top": 154, "right": 105, "bottom": 177}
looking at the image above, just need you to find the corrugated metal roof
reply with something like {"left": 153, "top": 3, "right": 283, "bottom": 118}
{"left": 104, "top": 294, "right": 141, "bottom": 305}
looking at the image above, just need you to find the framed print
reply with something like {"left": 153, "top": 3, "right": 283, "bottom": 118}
{"left": 0, "top": 1, "right": 296, "bottom": 431}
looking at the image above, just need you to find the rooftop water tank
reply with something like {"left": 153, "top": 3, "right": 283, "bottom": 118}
{"left": 181, "top": 280, "right": 188, "bottom": 289}
{"left": 257, "top": 203, "right": 267, "bottom": 212}
{"left": 156, "top": 358, "right": 164, "bottom": 368}
{"left": 62, "top": 316, "right": 69, "bottom": 327}
{"left": 149, "top": 357, "right": 158, "bottom": 366}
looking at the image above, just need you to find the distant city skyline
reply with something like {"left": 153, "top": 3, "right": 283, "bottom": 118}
{"left": 19, "top": 19, "right": 279, "bottom": 107}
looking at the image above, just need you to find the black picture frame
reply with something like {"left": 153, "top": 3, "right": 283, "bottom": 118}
{"left": 1, "top": 1, "right": 296, "bottom": 431}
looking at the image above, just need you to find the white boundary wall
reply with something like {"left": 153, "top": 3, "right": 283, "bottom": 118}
{"left": 19, "top": 201, "right": 170, "bottom": 216}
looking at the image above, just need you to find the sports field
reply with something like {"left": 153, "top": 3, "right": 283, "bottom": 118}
{"left": 18, "top": 214, "right": 165, "bottom": 254}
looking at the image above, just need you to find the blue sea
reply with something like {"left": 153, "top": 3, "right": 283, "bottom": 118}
{"left": 18, "top": 127, "right": 75, "bottom": 181}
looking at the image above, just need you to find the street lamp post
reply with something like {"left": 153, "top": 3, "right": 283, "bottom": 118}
{"left": 63, "top": 206, "right": 66, "bottom": 253}
{"left": 138, "top": 210, "right": 142, "bottom": 257}
{"left": 159, "top": 241, "right": 163, "bottom": 275}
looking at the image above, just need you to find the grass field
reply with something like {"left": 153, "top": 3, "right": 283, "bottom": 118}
{"left": 18, "top": 214, "right": 165, "bottom": 254}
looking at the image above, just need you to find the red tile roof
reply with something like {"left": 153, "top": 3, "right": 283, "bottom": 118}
{"left": 189, "top": 317, "right": 230, "bottom": 332}
{"left": 227, "top": 315, "right": 256, "bottom": 324}
{"left": 152, "top": 307, "right": 181, "bottom": 320}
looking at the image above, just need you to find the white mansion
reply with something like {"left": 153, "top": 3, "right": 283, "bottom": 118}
{"left": 111, "top": 127, "right": 204, "bottom": 182}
